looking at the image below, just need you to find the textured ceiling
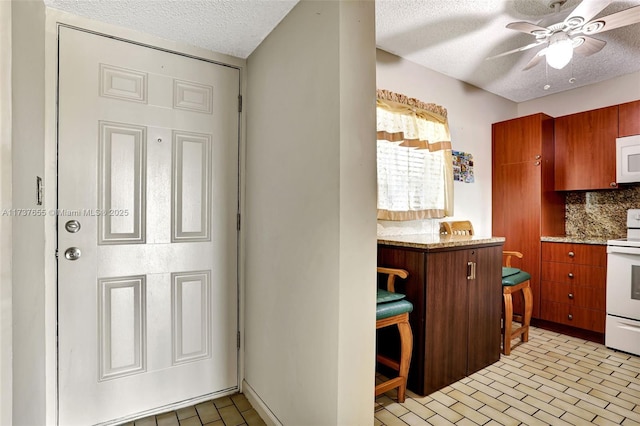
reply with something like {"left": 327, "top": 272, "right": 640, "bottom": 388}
{"left": 44, "top": 0, "right": 299, "bottom": 59}
{"left": 44, "top": 0, "right": 640, "bottom": 103}
{"left": 376, "top": 0, "right": 640, "bottom": 102}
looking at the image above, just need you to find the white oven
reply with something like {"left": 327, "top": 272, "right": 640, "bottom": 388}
{"left": 606, "top": 209, "right": 640, "bottom": 356}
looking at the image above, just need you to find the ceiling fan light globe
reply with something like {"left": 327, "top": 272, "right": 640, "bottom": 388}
{"left": 546, "top": 32, "right": 574, "bottom": 69}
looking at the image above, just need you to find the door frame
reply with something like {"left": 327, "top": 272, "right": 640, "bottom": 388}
{"left": 43, "top": 11, "right": 247, "bottom": 425}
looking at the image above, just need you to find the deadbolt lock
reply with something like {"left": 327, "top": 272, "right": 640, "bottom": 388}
{"left": 65, "top": 220, "right": 81, "bottom": 233}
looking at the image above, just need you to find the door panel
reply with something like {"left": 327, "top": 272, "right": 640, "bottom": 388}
{"left": 467, "top": 246, "right": 502, "bottom": 374}
{"left": 58, "top": 27, "right": 239, "bottom": 425}
{"left": 425, "top": 249, "right": 469, "bottom": 393}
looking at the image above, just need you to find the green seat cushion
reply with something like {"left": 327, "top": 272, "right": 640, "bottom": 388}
{"left": 502, "top": 267, "right": 531, "bottom": 286}
{"left": 376, "top": 288, "right": 406, "bottom": 304}
{"left": 376, "top": 299, "right": 414, "bottom": 320}
{"left": 502, "top": 267, "right": 520, "bottom": 278}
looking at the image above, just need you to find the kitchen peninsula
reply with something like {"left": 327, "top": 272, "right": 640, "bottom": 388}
{"left": 377, "top": 233, "right": 505, "bottom": 395}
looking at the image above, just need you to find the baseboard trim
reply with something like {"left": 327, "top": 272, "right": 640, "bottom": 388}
{"left": 531, "top": 318, "right": 605, "bottom": 344}
{"left": 241, "top": 379, "right": 282, "bottom": 426}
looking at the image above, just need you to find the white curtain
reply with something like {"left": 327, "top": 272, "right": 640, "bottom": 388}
{"left": 376, "top": 89, "right": 454, "bottom": 220}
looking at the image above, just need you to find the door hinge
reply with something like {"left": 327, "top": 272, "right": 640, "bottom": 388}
{"left": 237, "top": 213, "right": 241, "bottom": 231}
{"left": 55, "top": 248, "right": 59, "bottom": 260}
{"left": 238, "top": 95, "right": 243, "bottom": 113}
{"left": 237, "top": 331, "right": 241, "bottom": 349}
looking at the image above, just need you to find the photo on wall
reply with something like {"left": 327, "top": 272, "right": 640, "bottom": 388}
{"left": 453, "top": 150, "right": 474, "bottom": 183}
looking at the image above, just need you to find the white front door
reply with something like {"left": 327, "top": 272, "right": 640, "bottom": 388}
{"left": 57, "top": 27, "right": 239, "bottom": 425}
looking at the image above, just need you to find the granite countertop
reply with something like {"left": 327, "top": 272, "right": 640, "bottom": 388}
{"left": 378, "top": 233, "right": 505, "bottom": 250}
{"left": 541, "top": 235, "right": 611, "bottom": 245}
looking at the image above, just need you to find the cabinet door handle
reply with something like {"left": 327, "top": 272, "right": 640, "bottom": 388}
{"left": 534, "top": 161, "right": 541, "bottom": 166}
{"left": 610, "top": 182, "right": 617, "bottom": 188}
{"left": 568, "top": 272, "right": 574, "bottom": 278}
{"left": 568, "top": 251, "right": 575, "bottom": 258}
{"left": 568, "top": 314, "right": 573, "bottom": 320}
{"left": 568, "top": 293, "right": 574, "bottom": 299}
{"left": 466, "top": 262, "right": 476, "bottom": 280}
{"left": 535, "top": 155, "right": 541, "bottom": 160}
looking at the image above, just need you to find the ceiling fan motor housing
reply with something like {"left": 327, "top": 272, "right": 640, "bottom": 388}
{"left": 546, "top": 0, "right": 567, "bottom": 9}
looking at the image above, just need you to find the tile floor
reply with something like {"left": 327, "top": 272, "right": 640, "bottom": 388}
{"left": 125, "top": 326, "right": 640, "bottom": 426}
{"left": 375, "top": 326, "right": 640, "bottom": 426}
{"left": 125, "top": 393, "right": 266, "bottom": 426}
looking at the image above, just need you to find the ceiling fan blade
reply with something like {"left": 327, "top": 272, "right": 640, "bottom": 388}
{"left": 486, "top": 41, "right": 545, "bottom": 60}
{"left": 506, "top": 21, "right": 550, "bottom": 36}
{"left": 573, "top": 36, "right": 606, "bottom": 56}
{"left": 564, "top": 0, "right": 612, "bottom": 28}
{"left": 579, "top": 5, "right": 640, "bottom": 35}
{"left": 523, "top": 49, "right": 546, "bottom": 71}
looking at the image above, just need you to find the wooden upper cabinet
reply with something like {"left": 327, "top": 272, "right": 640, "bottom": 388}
{"left": 554, "top": 105, "right": 619, "bottom": 191}
{"left": 492, "top": 114, "right": 546, "bottom": 166}
{"left": 492, "top": 113, "right": 564, "bottom": 319}
{"left": 619, "top": 100, "right": 640, "bottom": 137}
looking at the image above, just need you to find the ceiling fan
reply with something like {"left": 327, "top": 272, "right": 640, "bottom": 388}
{"left": 488, "top": 0, "right": 640, "bottom": 70}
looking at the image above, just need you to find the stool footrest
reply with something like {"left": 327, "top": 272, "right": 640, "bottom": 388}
{"left": 509, "top": 324, "right": 528, "bottom": 340}
{"left": 377, "top": 354, "right": 400, "bottom": 371}
{"left": 375, "top": 378, "right": 405, "bottom": 397}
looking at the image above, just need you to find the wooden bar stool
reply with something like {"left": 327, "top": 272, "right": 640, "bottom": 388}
{"left": 375, "top": 267, "right": 413, "bottom": 403}
{"left": 442, "top": 220, "right": 474, "bottom": 236}
{"left": 501, "top": 251, "right": 533, "bottom": 355}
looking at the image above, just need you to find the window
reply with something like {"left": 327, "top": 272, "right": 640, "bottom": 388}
{"left": 376, "top": 90, "right": 453, "bottom": 220}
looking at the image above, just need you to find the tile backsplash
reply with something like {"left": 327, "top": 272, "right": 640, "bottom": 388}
{"left": 565, "top": 184, "right": 640, "bottom": 239}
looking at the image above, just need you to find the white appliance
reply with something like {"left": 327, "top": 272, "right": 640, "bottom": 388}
{"left": 616, "top": 135, "right": 640, "bottom": 183}
{"left": 606, "top": 209, "right": 640, "bottom": 356}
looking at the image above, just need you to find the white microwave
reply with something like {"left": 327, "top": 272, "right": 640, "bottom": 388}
{"left": 617, "top": 135, "right": 640, "bottom": 183}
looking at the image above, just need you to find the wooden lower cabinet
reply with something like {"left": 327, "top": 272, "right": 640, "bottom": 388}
{"left": 540, "top": 242, "right": 607, "bottom": 333}
{"left": 377, "top": 242, "right": 503, "bottom": 395}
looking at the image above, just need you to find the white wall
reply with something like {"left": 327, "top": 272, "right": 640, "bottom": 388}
{"left": 336, "top": 2, "right": 377, "bottom": 423}
{"left": 518, "top": 71, "right": 640, "bottom": 117}
{"left": 245, "top": 1, "right": 377, "bottom": 424}
{"left": 376, "top": 50, "right": 516, "bottom": 237}
{"left": 0, "top": 2, "right": 12, "bottom": 425}
{"left": 11, "top": 1, "right": 47, "bottom": 425}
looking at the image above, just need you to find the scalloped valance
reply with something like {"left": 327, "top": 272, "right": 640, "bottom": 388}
{"left": 376, "top": 89, "right": 448, "bottom": 121}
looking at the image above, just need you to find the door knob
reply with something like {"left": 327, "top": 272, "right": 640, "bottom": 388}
{"left": 64, "top": 247, "right": 81, "bottom": 261}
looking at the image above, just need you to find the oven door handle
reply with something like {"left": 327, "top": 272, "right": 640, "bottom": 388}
{"left": 615, "top": 317, "right": 640, "bottom": 331}
{"left": 607, "top": 246, "right": 640, "bottom": 255}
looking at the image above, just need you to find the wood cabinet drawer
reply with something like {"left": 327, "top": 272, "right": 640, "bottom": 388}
{"left": 540, "top": 301, "right": 605, "bottom": 333}
{"left": 541, "top": 262, "right": 606, "bottom": 287}
{"left": 541, "top": 242, "right": 606, "bottom": 266}
{"left": 540, "top": 281, "right": 605, "bottom": 310}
